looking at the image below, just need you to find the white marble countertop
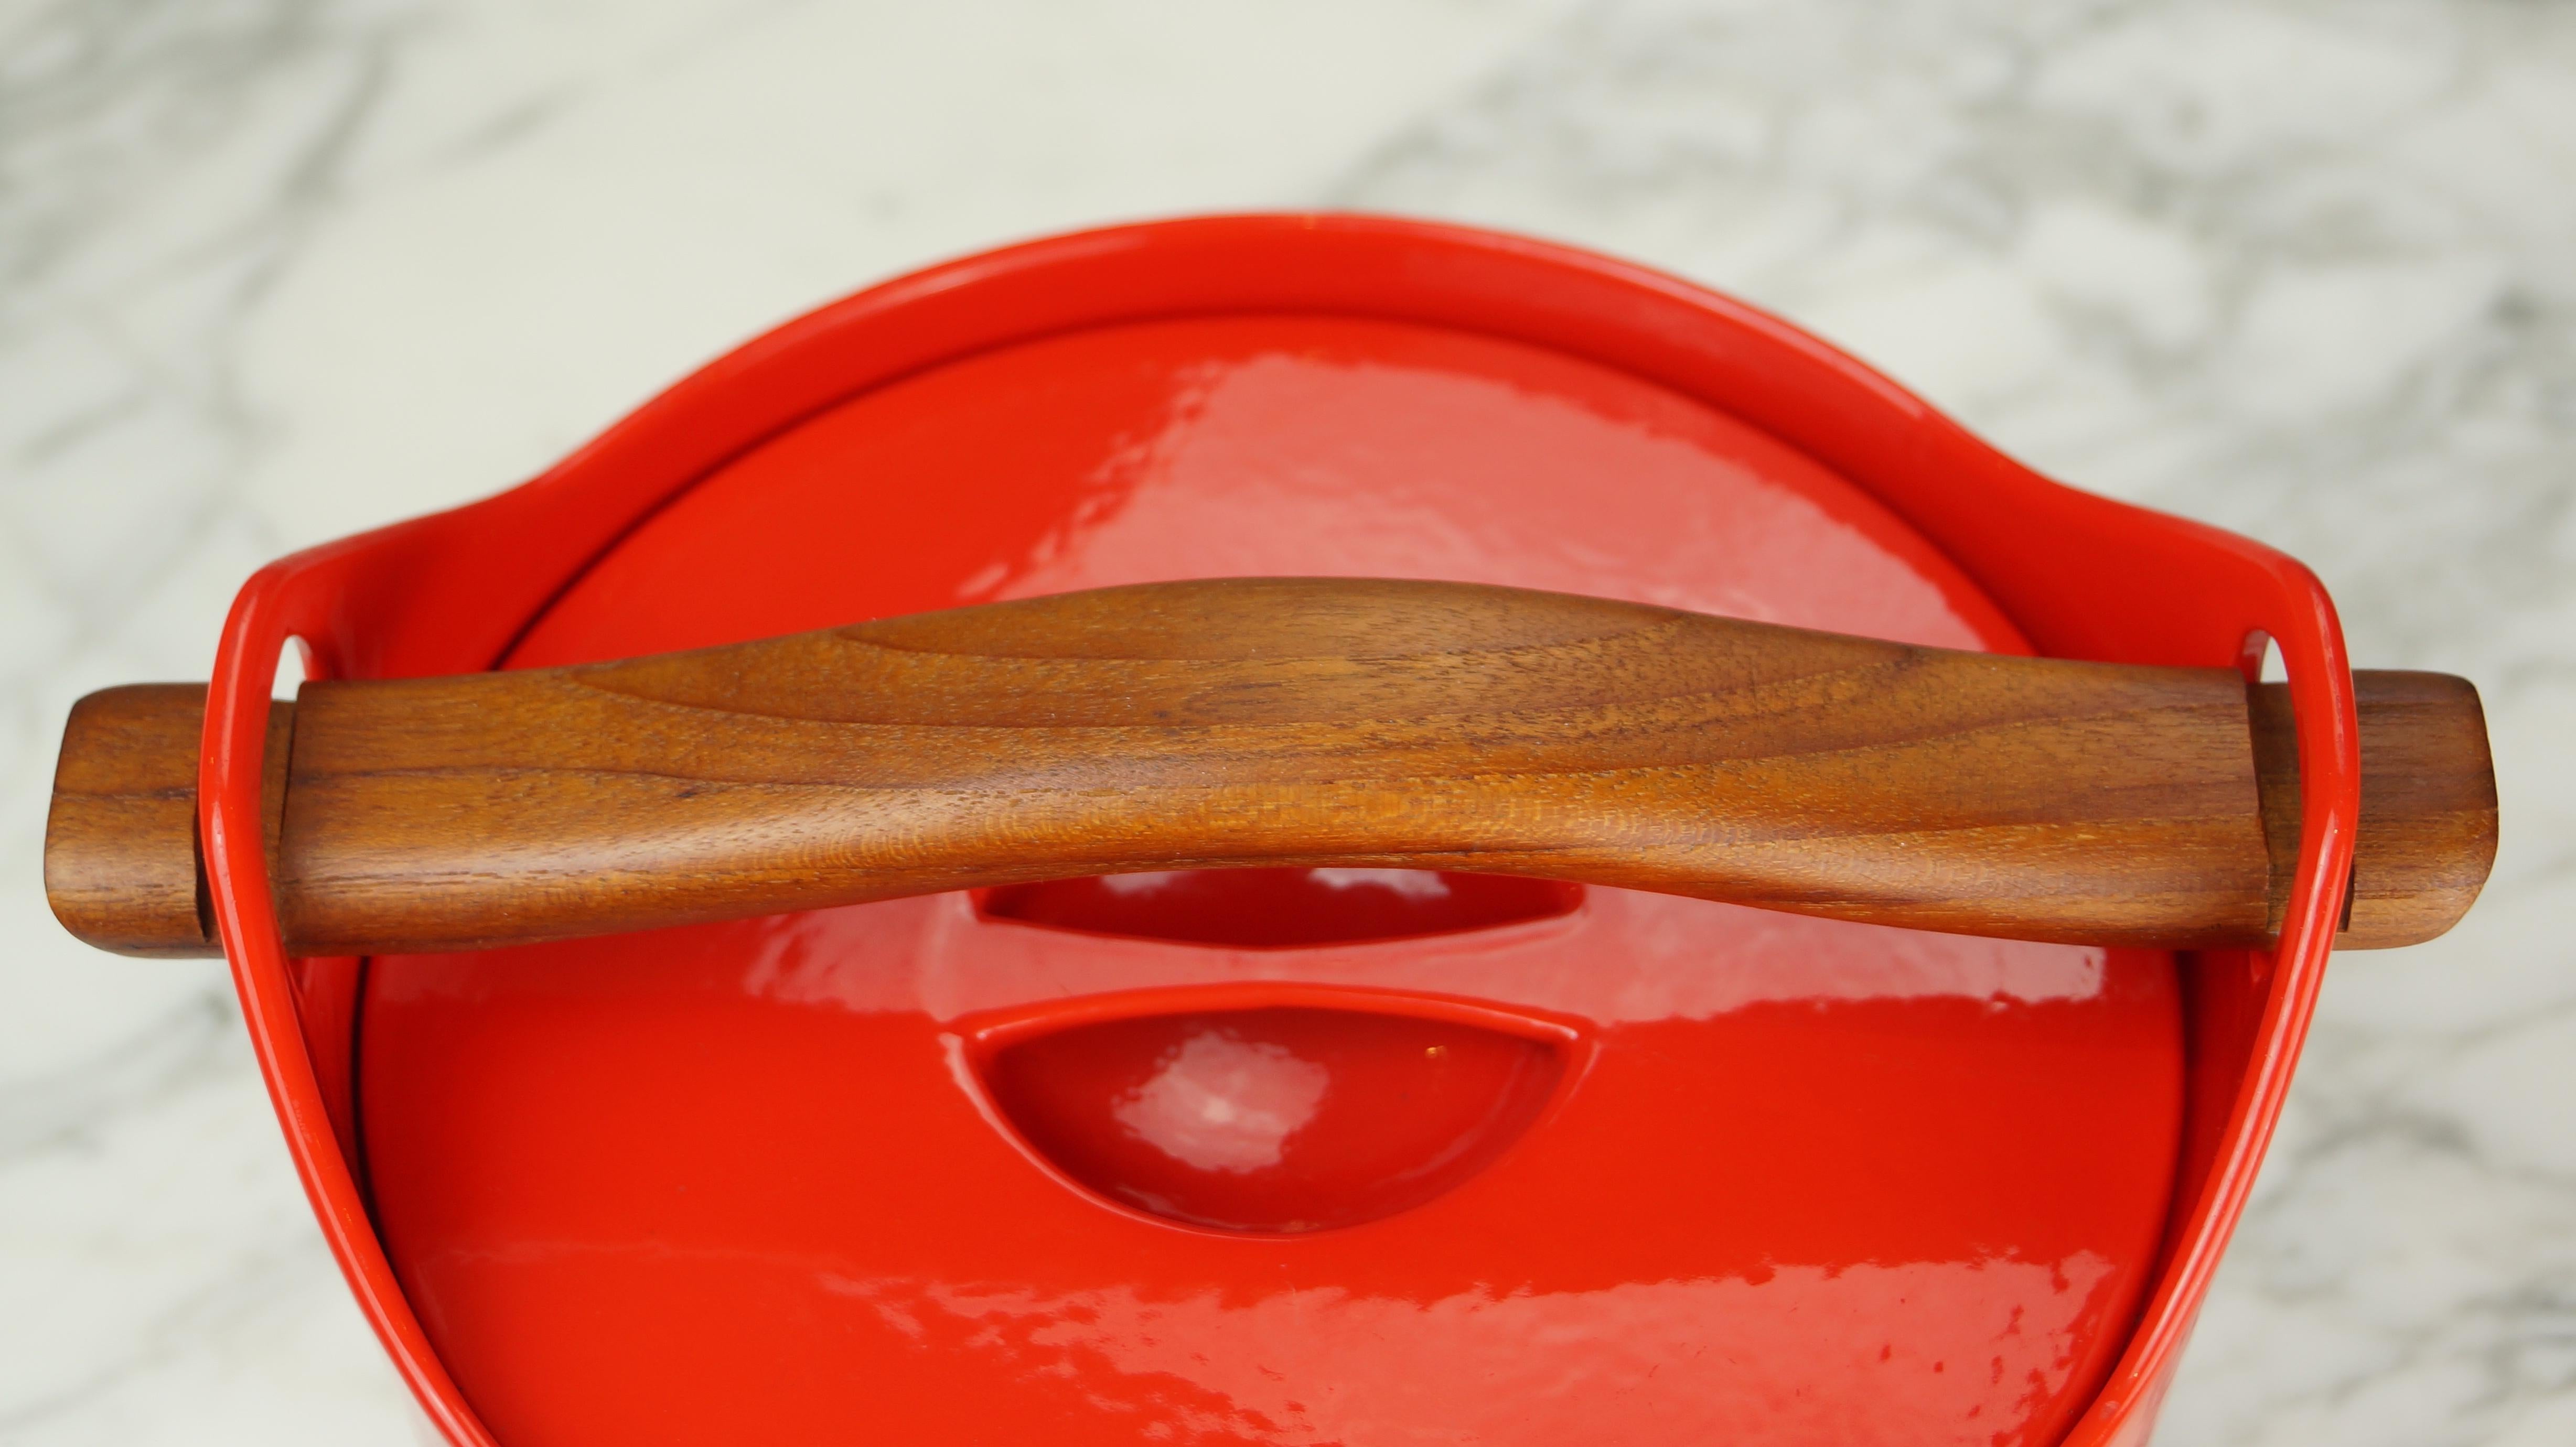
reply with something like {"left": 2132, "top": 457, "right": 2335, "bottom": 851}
{"left": 2, "top": 2, "right": 2569, "bottom": 1442}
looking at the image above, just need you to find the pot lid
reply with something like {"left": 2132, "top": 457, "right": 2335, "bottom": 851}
{"left": 358, "top": 312, "right": 2181, "bottom": 1446}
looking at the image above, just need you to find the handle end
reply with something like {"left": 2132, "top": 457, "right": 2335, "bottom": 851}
{"left": 46, "top": 685, "right": 218, "bottom": 956}
{"left": 2252, "top": 671, "right": 2499, "bottom": 951}
{"left": 2341, "top": 671, "right": 2499, "bottom": 948}
{"left": 45, "top": 684, "right": 292, "bottom": 959}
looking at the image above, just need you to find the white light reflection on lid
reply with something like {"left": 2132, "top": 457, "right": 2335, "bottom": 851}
{"left": 1112, "top": 1030, "right": 1329, "bottom": 1173}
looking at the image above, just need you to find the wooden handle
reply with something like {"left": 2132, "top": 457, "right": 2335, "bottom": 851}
{"left": 45, "top": 578, "right": 2496, "bottom": 958}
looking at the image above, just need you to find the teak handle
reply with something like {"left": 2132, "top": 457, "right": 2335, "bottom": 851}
{"left": 45, "top": 578, "right": 2496, "bottom": 959}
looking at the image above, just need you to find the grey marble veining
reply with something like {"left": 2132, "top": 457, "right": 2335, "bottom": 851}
{"left": 3, "top": 2, "right": 2568, "bottom": 1442}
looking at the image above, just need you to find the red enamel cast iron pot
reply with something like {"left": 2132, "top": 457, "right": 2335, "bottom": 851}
{"left": 200, "top": 214, "right": 2358, "bottom": 1446}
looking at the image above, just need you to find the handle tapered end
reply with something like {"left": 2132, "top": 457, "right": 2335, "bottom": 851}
{"left": 2334, "top": 673, "right": 2498, "bottom": 948}
{"left": 45, "top": 685, "right": 291, "bottom": 958}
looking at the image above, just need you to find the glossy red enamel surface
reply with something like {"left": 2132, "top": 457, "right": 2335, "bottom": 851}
{"left": 500, "top": 316, "right": 2022, "bottom": 660}
{"left": 975, "top": 986, "right": 1576, "bottom": 1235}
{"left": 357, "top": 316, "right": 2183, "bottom": 1444}
{"left": 194, "top": 217, "right": 2360, "bottom": 1447}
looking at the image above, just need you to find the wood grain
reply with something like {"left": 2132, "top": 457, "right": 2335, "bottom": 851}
{"left": 44, "top": 578, "right": 2496, "bottom": 958}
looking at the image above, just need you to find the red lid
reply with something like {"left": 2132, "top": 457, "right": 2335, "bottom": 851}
{"left": 197, "top": 217, "right": 2360, "bottom": 1447}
